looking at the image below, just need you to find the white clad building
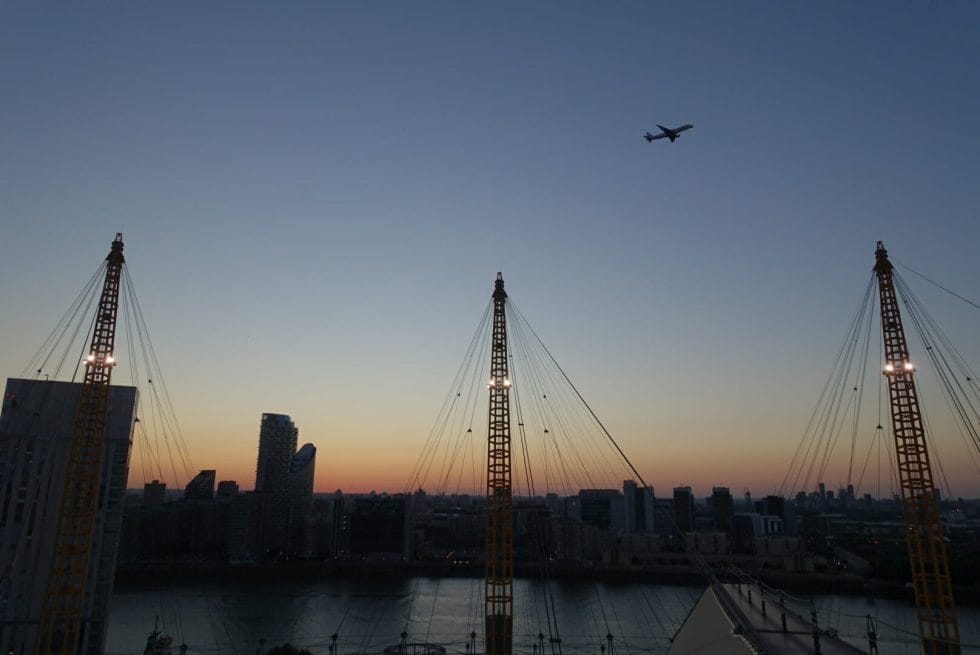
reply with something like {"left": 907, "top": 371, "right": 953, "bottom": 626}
{"left": 0, "top": 378, "right": 137, "bottom": 655}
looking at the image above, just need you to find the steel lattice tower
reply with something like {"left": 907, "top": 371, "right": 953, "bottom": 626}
{"left": 38, "top": 234, "right": 125, "bottom": 655}
{"left": 484, "top": 273, "right": 513, "bottom": 655}
{"left": 874, "top": 241, "right": 960, "bottom": 654}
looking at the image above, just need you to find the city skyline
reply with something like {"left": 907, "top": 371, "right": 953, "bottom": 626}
{"left": 2, "top": 4, "right": 979, "bottom": 497}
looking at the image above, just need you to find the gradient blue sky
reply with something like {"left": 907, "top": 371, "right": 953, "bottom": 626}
{"left": 2, "top": 2, "right": 979, "bottom": 496}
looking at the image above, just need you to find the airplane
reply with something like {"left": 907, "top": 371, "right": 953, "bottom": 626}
{"left": 644, "top": 124, "right": 694, "bottom": 143}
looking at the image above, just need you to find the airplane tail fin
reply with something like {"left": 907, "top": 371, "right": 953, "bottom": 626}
{"left": 643, "top": 133, "right": 654, "bottom": 142}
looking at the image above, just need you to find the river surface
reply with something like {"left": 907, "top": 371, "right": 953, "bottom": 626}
{"left": 107, "top": 577, "right": 980, "bottom": 654}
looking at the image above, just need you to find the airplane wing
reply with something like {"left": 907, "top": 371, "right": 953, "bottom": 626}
{"left": 644, "top": 132, "right": 666, "bottom": 142}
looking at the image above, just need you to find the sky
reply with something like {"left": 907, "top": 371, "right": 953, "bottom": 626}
{"left": 2, "top": 2, "right": 979, "bottom": 497}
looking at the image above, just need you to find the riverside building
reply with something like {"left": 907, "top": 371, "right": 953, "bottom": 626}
{"left": 0, "top": 378, "right": 137, "bottom": 655}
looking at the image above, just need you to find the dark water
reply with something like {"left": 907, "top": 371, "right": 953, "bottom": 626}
{"left": 107, "top": 577, "right": 980, "bottom": 654}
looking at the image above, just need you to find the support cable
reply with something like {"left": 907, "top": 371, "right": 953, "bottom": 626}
{"left": 124, "top": 271, "right": 195, "bottom": 480}
{"left": 896, "top": 259, "right": 980, "bottom": 312}
{"left": 847, "top": 294, "right": 876, "bottom": 488}
{"left": 895, "top": 272, "right": 980, "bottom": 465}
{"left": 20, "top": 263, "right": 104, "bottom": 379}
{"left": 781, "top": 275, "right": 876, "bottom": 496}
{"left": 508, "top": 302, "right": 651, "bottom": 492}
{"left": 405, "top": 301, "right": 492, "bottom": 493}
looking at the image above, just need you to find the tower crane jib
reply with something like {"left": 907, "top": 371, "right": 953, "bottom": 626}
{"left": 38, "top": 234, "right": 125, "bottom": 655}
{"left": 874, "top": 241, "right": 960, "bottom": 654}
{"left": 485, "top": 272, "right": 514, "bottom": 655}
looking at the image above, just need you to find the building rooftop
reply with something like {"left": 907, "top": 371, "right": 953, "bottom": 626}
{"left": 669, "top": 584, "right": 865, "bottom": 655}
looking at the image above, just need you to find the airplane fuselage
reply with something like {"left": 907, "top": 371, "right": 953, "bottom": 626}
{"left": 645, "top": 123, "right": 694, "bottom": 143}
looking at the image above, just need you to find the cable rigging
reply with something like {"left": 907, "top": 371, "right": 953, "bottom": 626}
{"left": 893, "top": 270, "right": 980, "bottom": 466}
{"left": 896, "top": 259, "right": 980, "bottom": 313}
{"left": 19, "top": 264, "right": 105, "bottom": 381}
{"left": 772, "top": 242, "right": 980, "bottom": 653}
{"left": 402, "top": 274, "right": 674, "bottom": 655}
{"left": 780, "top": 252, "right": 980, "bottom": 505}
{"left": 19, "top": 240, "right": 195, "bottom": 493}
{"left": 9, "top": 235, "right": 196, "bottom": 655}
{"left": 780, "top": 274, "right": 878, "bottom": 498}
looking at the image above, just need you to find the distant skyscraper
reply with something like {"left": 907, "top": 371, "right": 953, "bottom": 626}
{"left": 250, "top": 413, "right": 300, "bottom": 558}
{"left": 288, "top": 443, "right": 316, "bottom": 557}
{"left": 329, "top": 490, "right": 351, "bottom": 557}
{"left": 623, "top": 480, "right": 655, "bottom": 534}
{"left": 0, "top": 378, "right": 137, "bottom": 655}
{"left": 623, "top": 480, "right": 637, "bottom": 532}
{"left": 255, "top": 413, "right": 298, "bottom": 493}
{"left": 711, "top": 487, "right": 734, "bottom": 534}
{"left": 673, "top": 486, "right": 695, "bottom": 533}
{"left": 184, "top": 469, "right": 217, "bottom": 500}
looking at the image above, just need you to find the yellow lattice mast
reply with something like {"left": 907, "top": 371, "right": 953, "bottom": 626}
{"left": 874, "top": 241, "right": 960, "bottom": 654}
{"left": 38, "top": 234, "right": 125, "bottom": 655}
{"left": 485, "top": 273, "right": 513, "bottom": 655}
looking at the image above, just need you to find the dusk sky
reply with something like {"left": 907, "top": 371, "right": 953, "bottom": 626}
{"left": 2, "top": 3, "right": 979, "bottom": 497}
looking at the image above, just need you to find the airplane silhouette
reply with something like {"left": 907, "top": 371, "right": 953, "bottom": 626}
{"left": 644, "top": 124, "right": 694, "bottom": 143}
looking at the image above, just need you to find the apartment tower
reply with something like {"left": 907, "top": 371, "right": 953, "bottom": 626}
{"left": 0, "top": 378, "right": 137, "bottom": 655}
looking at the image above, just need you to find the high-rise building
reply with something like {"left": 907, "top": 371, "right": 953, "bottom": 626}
{"left": 287, "top": 443, "right": 316, "bottom": 557}
{"left": 711, "top": 487, "right": 734, "bottom": 534}
{"left": 250, "top": 413, "right": 299, "bottom": 558}
{"left": 255, "top": 413, "right": 298, "bottom": 493}
{"left": 673, "top": 486, "right": 695, "bottom": 533}
{"left": 0, "top": 378, "right": 137, "bottom": 655}
{"left": 623, "top": 480, "right": 655, "bottom": 534}
{"left": 184, "top": 469, "right": 217, "bottom": 501}
{"left": 329, "top": 490, "right": 351, "bottom": 557}
{"left": 623, "top": 480, "right": 637, "bottom": 532}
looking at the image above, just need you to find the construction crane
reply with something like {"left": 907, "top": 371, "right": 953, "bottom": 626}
{"left": 873, "top": 241, "right": 960, "bottom": 654}
{"left": 38, "top": 234, "right": 125, "bottom": 655}
{"left": 485, "top": 273, "right": 514, "bottom": 655}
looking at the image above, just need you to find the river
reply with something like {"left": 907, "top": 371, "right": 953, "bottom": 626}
{"left": 107, "top": 577, "right": 980, "bottom": 654}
